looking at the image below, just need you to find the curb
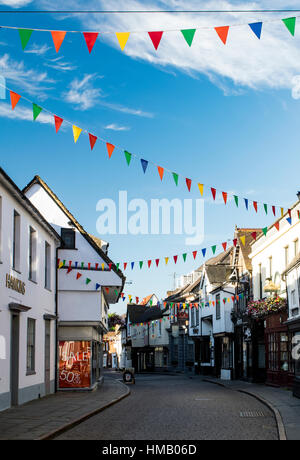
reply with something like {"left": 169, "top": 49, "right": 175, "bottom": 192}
{"left": 203, "top": 378, "right": 286, "bottom": 441}
{"left": 38, "top": 379, "right": 130, "bottom": 441}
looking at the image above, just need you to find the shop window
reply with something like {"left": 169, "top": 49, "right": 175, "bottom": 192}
{"left": 61, "top": 228, "right": 75, "bottom": 249}
{"left": 221, "top": 337, "right": 233, "bottom": 369}
{"left": 216, "top": 294, "right": 221, "bottom": 320}
{"left": 267, "top": 332, "right": 292, "bottom": 372}
{"left": 26, "top": 318, "right": 36, "bottom": 374}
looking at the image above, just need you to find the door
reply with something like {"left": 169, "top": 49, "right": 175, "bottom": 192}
{"left": 11, "top": 313, "right": 20, "bottom": 406}
{"left": 214, "top": 337, "right": 222, "bottom": 378}
{"left": 44, "top": 320, "right": 51, "bottom": 395}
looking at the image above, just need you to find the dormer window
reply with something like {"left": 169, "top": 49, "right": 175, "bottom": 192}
{"left": 61, "top": 228, "right": 75, "bottom": 249}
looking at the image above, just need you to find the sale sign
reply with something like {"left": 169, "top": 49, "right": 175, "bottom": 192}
{"left": 59, "top": 341, "right": 91, "bottom": 389}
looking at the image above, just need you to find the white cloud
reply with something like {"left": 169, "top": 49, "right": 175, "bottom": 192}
{"left": 0, "top": 0, "right": 32, "bottom": 6}
{"left": 99, "top": 100, "right": 154, "bottom": 117}
{"left": 0, "top": 101, "right": 53, "bottom": 124}
{"left": 63, "top": 74, "right": 102, "bottom": 110}
{"left": 291, "top": 75, "right": 300, "bottom": 99}
{"left": 24, "top": 44, "right": 51, "bottom": 56}
{"left": 0, "top": 53, "right": 54, "bottom": 98}
{"left": 104, "top": 123, "right": 131, "bottom": 131}
{"left": 44, "top": 56, "right": 77, "bottom": 72}
{"left": 52, "top": 0, "right": 300, "bottom": 97}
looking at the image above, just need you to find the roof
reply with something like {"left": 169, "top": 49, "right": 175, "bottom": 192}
{"left": 140, "top": 294, "right": 155, "bottom": 305}
{"left": 127, "top": 305, "right": 163, "bottom": 323}
{"left": 204, "top": 247, "right": 234, "bottom": 287}
{"left": 23, "top": 175, "right": 126, "bottom": 291}
{"left": 0, "top": 167, "right": 61, "bottom": 243}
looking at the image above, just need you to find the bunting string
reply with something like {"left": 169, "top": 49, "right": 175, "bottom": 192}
{"left": 0, "top": 15, "right": 298, "bottom": 52}
{"left": 0, "top": 82, "right": 294, "bottom": 218}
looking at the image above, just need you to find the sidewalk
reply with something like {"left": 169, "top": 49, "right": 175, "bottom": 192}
{"left": 0, "top": 375, "right": 129, "bottom": 440}
{"left": 201, "top": 376, "right": 300, "bottom": 440}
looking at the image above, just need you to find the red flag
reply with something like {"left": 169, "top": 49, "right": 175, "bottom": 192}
{"left": 89, "top": 133, "right": 97, "bottom": 151}
{"left": 192, "top": 250, "right": 197, "bottom": 260}
{"left": 76, "top": 273, "right": 82, "bottom": 280}
{"left": 88, "top": 263, "right": 91, "bottom": 270}
{"left": 157, "top": 166, "right": 164, "bottom": 181}
{"left": 222, "top": 191, "right": 228, "bottom": 204}
{"left": 106, "top": 142, "right": 115, "bottom": 158}
{"left": 173, "top": 255, "right": 178, "bottom": 264}
{"left": 215, "top": 26, "right": 229, "bottom": 44}
{"left": 148, "top": 260, "right": 152, "bottom": 268}
{"left": 54, "top": 115, "right": 63, "bottom": 133}
{"left": 83, "top": 32, "right": 99, "bottom": 53}
{"left": 251, "top": 231, "right": 257, "bottom": 240}
{"left": 253, "top": 201, "right": 258, "bottom": 212}
{"left": 231, "top": 296, "right": 235, "bottom": 302}
{"left": 222, "top": 242, "right": 227, "bottom": 251}
{"left": 155, "top": 258, "right": 160, "bottom": 267}
{"left": 288, "top": 209, "right": 292, "bottom": 218}
{"left": 272, "top": 205, "right": 276, "bottom": 216}
{"left": 51, "top": 31, "right": 66, "bottom": 52}
{"left": 148, "top": 31, "right": 163, "bottom": 50}
{"left": 95, "top": 263, "right": 99, "bottom": 270}
{"left": 124, "top": 262, "right": 127, "bottom": 270}
{"left": 67, "top": 267, "right": 72, "bottom": 274}
{"left": 10, "top": 91, "right": 21, "bottom": 110}
{"left": 105, "top": 287, "right": 109, "bottom": 294}
{"left": 275, "top": 221, "right": 280, "bottom": 231}
{"left": 108, "top": 263, "right": 112, "bottom": 271}
{"left": 211, "top": 188, "right": 216, "bottom": 200}
{"left": 233, "top": 238, "right": 237, "bottom": 247}
{"left": 136, "top": 297, "right": 139, "bottom": 304}
{"left": 186, "top": 178, "right": 192, "bottom": 192}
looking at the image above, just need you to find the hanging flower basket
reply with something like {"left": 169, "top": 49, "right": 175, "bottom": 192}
{"left": 246, "top": 296, "right": 287, "bottom": 318}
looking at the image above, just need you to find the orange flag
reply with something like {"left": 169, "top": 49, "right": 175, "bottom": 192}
{"left": 157, "top": 166, "right": 164, "bottom": 181}
{"left": 215, "top": 26, "right": 229, "bottom": 44}
{"left": 51, "top": 31, "right": 66, "bottom": 52}
{"left": 10, "top": 91, "right": 21, "bottom": 110}
{"left": 106, "top": 142, "right": 115, "bottom": 158}
{"left": 222, "top": 191, "right": 228, "bottom": 204}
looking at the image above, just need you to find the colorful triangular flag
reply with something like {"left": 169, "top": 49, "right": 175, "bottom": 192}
{"left": 18, "top": 29, "right": 33, "bottom": 50}
{"left": 148, "top": 31, "right": 163, "bottom": 50}
{"left": 106, "top": 142, "right": 115, "bottom": 158}
{"left": 116, "top": 32, "right": 130, "bottom": 50}
{"left": 124, "top": 150, "right": 132, "bottom": 166}
{"left": 282, "top": 17, "right": 296, "bottom": 36}
{"left": 89, "top": 133, "right": 97, "bottom": 151}
{"left": 141, "top": 159, "right": 148, "bottom": 173}
{"left": 32, "top": 103, "right": 42, "bottom": 121}
{"left": 83, "top": 32, "right": 99, "bottom": 53}
{"left": 249, "top": 22, "right": 262, "bottom": 39}
{"left": 215, "top": 26, "right": 229, "bottom": 44}
{"left": 72, "top": 125, "right": 82, "bottom": 143}
{"left": 10, "top": 91, "right": 21, "bottom": 110}
{"left": 54, "top": 115, "right": 63, "bottom": 133}
{"left": 181, "top": 29, "right": 196, "bottom": 46}
{"left": 51, "top": 31, "right": 66, "bottom": 52}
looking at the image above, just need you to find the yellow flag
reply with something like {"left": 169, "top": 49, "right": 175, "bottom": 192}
{"left": 240, "top": 235, "right": 246, "bottom": 246}
{"left": 116, "top": 32, "right": 130, "bottom": 51}
{"left": 165, "top": 257, "right": 169, "bottom": 265}
{"left": 198, "top": 183, "right": 204, "bottom": 196}
{"left": 101, "top": 263, "right": 104, "bottom": 271}
{"left": 58, "top": 261, "right": 64, "bottom": 269}
{"left": 72, "top": 125, "right": 82, "bottom": 143}
{"left": 281, "top": 208, "right": 284, "bottom": 217}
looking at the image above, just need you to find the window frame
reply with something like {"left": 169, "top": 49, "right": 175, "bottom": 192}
{"left": 26, "top": 318, "right": 36, "bottom": 374}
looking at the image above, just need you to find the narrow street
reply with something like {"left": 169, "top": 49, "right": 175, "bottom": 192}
{"left": 55, "top": 373, "right": 278, "bottom": 441}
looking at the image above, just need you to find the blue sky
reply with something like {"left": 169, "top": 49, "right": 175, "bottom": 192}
{"left": 1, "top": 1, "right": 300, "bottom": 314}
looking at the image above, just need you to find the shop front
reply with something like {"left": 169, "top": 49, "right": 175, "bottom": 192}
{"left": 286, "top": 317, "right": 300, "bottom": 398}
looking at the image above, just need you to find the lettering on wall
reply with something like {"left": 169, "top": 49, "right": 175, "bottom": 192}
{"left": 5, "top": 274, "right": 25, "bottom": 295}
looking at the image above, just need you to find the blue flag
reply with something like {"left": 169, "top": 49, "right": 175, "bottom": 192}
{"left": 244, "top": 198, "right": 249, "bottom": 210}
{"left": 201, "top": 248, "right": 206, "bottom": 257}
{"left": 141, "top": 159, "right": 148, "bottom": 173}
{"left": 249, "top": 22, "right": 262, "bottom": 39}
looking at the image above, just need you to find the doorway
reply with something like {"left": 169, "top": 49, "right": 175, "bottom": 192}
{"left": 11, "top": 313, "right": 20, "bottom": 406}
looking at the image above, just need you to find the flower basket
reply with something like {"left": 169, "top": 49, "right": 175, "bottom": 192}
{"left": 246, "top": 296, "right": 287, "bottom": 319}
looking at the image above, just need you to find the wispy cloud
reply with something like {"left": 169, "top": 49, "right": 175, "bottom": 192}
{"left": 0, "top": 53, "right": 54, "bottom": 98}
{"left": 0, "top": 102, "right": 53, "bottom": 124}
{"left": 63, "top": 74, "right": 102, "bottom": 110}
{"left": 0, "top": 0, "right": 33, "bottom": 6}
{"left": 44, "top": 56, "right": 77, "bottom": 72}
{"left": 24, "top": 44, "right": 51, "bottom": 56}
{"left": 99, "top": 100, "right": 154, "bottom": 118}
{"left": 104, "top": 123, "right": 131, "bottom": 131}
{"left": 53, "top": 0, "right": 300, "bottom": 98}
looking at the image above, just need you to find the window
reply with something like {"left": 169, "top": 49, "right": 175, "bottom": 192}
{"left": 216, "top": 294, "right": 221, "bottom": 320}
{"left": 61, "top": 228, "right": 75, "bottom": 249}
{"left": 221, "top": 337, "right": 233, "bottom": 369}
{"left": 45, "top": 241, "right": 51, "bottom": 289}
{"left": 29, "top": 227, "right": 37, "bottom": 281}
{"left": 267, "top": 332, "right": 292, "bottom": 372}
{"left": 158, "top": 321, "right": 162, "bottom": 336}
{"left": 151, "top": 322, "right": 155, "bottom": 335}
{"left": 284, "top": 247, "right": 289, "bottom": 269}
{"left": 191, "top": 307, "right": 195, "bottom": 327}
{"left": 27, "top": 318, "right": 36, "bottom": 373}
{"left": 13, "top": 210, "right": 21, "bottom": 271}
{"left": 294, "top": 239, "right": 299, "bottom": 257}
{"left": 196, "top": 307, "right": 199, "bottom": 326}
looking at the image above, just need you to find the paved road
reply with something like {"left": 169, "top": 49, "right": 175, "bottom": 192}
{"left": 56, "top": 373, "right": 278, "bottom": 440}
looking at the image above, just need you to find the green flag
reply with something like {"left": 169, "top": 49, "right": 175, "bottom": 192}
{"left": 116, "top": 263, "right": 120, "bottom": 270}
{"left": 86, "top": 278, "right": 91, "bottom": 284}
{"left": 262, "top": 227, "right": 268, "bottom": 236}
{"left": 264, "top": 203, "right": 268, "bottom": 215}
{"left": 172, "top": 172, "right": 179, "bottom": 186}
{"left": 18, "top": 29, "right": 33, "bottom": 50}
{"left": 124, "top": 150, "right": 132, "bottom": 166}
{"left": 211, "top": 245, "right": 216, "bottom": 254}
{"left": 234, "top": 195, "right": 239, "bottom": 207}
{"left": 139, "top": 261, "right": 143, "bottom": 269}
{"left": 182, "top": 253, "right": 187, "bottom": 262}
{"left": 81, "top": 262, "right": 84, "bottom": 268}
{"left": 181, "top": 29, "right": 196, "bottom": 46}
{"left": 282, "top": 17, "right": 296, "bottom": 36}
{"left": 33, "top": 103, "right": 42, "bottom": 120}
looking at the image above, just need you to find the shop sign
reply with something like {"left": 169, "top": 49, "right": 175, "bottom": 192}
{"left": 6, "top": 274, "right": 25, "bottom": 295}
{"left": 59, "top": 341, "right": 91, "bottom": 388}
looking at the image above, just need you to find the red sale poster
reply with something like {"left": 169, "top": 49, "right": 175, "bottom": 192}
{"left": 59, "top": 341, "right": 91, "bottom": 389}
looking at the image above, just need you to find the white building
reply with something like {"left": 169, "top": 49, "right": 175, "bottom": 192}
{"left": 0, "top": 168, "right": 60, "bottom": 411}
{"left": 23, "top": 175, "right": 125, "bottom": 390}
